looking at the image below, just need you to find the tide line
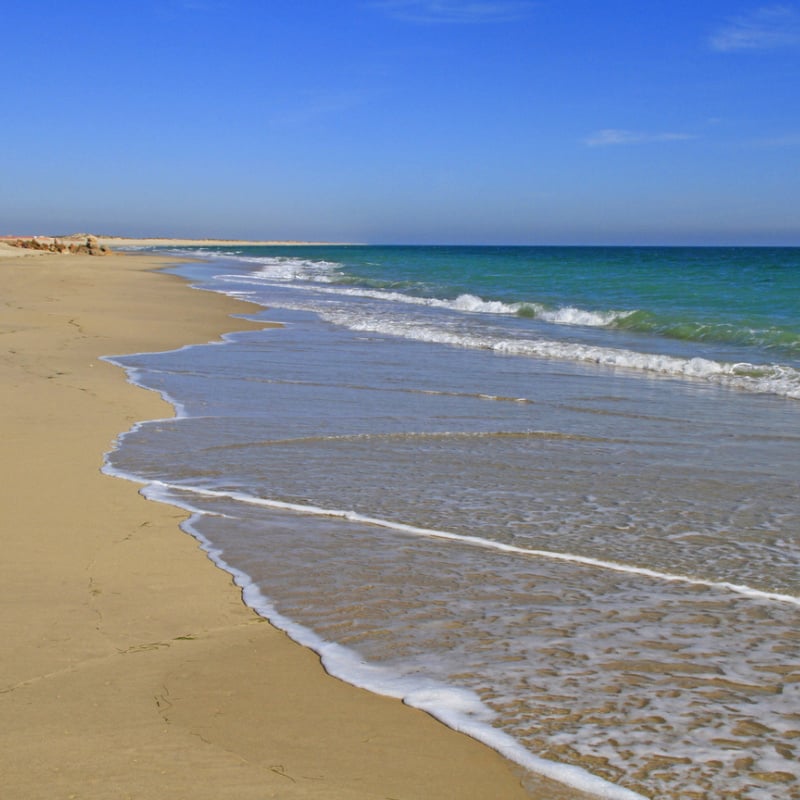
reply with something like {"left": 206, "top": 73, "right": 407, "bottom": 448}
{"left": 152, "top": 481, "right": 800, "bottom": 608}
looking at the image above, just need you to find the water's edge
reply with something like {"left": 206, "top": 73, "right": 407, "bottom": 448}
{"left": 100, "top": 338, "right": 648, "bottom": 800}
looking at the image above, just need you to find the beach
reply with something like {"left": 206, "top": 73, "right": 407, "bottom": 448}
{"left": 4, "top": 241, "right": 797, "bottom": 799}
{"left": 0, "top": 245, "right": 571, "bottom": 799}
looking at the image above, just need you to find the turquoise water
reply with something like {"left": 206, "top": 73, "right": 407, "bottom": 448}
{"left": 106, "top": 246, "right": 800, "bottom": 800}
{"left": 182, "top": 244, "right": 800, "bottom": 394}
{"left": 307, "top": 245, "right": 800, "bottom": 357}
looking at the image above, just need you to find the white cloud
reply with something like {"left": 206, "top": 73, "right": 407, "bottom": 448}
{"left": 710, "top": 5, "right": 800, "bottom": 51}
{"left": 584, "top": 129, "right": 696, "bottom": 147}
{"left": 369, "top": 1, "right": 534, "bottom": 24}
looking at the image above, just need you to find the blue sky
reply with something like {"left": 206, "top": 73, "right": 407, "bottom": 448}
{"left": 2, "top": 1, "right": 799, "bottom": 244}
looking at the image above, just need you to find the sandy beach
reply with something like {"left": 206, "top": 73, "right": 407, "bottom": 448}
{"left": 0, "top": 245, "right": 590, "bottom": 799}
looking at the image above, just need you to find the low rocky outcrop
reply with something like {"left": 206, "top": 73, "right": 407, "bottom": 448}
{"left": 9, "top": 235, "right": 111, "bottom": 255}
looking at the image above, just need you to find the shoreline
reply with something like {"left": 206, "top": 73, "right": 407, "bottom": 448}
{"left": 0, "top": 247, "right": 588, "bottom": 799}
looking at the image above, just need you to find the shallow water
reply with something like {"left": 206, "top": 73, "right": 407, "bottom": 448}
{"left": 106, "top": 247, "right": 800, "bottom": 799}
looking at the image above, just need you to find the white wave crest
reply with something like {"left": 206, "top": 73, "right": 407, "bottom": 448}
{"left": 250, "top": 257, "right": 342, "bottom": 282}
{"left": 538, "top": 306, "right": 634, "bottom": 327}
{"left": 446, "top": 293, "right": 521, "bottom": 314}
{"left": 328, "top": 288, "right": 632, "bottom": 327}
{"left": 205, "top": 255, "right": 343, "bottom": 283}
{"left": 326, "top": 315, "right": 800, "bottom": 400}
{"left": 253, "top": 278, "right": 632, "bottom": 328}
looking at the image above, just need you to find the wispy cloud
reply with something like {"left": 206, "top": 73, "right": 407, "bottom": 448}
{"left": 584, "top": 129, "right": 696, "bottom": 147}
{"left": 710, "top": 4, "right": 800, "bottom": 51}
{"left": 368, "top": 1, "right": 535, "bottom": 24}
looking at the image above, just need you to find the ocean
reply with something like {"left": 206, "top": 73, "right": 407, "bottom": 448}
{"left": 104, "top": 245, "right": 800, "bottom": 800}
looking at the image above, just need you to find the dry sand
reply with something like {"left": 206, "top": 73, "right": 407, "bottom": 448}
{"left": 0, "top": 246, "right": 592, "bottom": 799}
